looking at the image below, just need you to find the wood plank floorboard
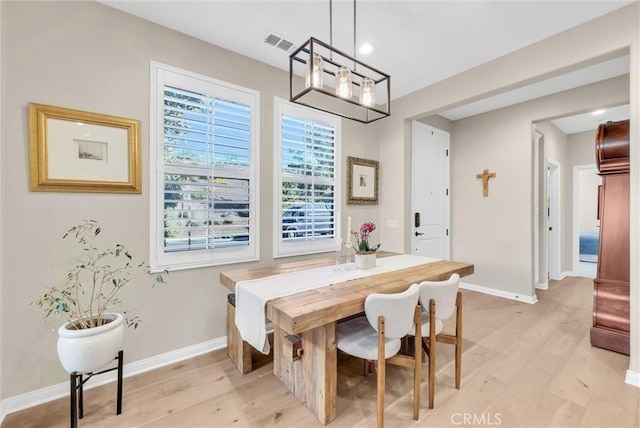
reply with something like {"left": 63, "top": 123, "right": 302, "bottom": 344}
{"left": 3, "top": 276, "right": 638, "bottom": 427}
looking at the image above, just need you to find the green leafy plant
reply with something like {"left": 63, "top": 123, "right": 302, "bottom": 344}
{"left": 34, "top": 220, "right": 165, "bottom": 329}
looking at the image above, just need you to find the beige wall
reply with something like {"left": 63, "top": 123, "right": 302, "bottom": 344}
{"left": 450, "top": 108, "right": 534, "bottom": 296}
{"left": 568, "top": 130, "right": 599, "bottom": 165}
{"left": 539, "top": 121, "right": 568, "bottom": 164}
{"left": 0, "top": 1, "right": 380, "bottom": 398}
{"left": 569, "top": 130, "right": 602, "bottom": 255}
{"left": 378, "top": 3, "right": 639, "bottom": 373}
{"left": 579, "top": 169, "right": 601, "bottom": 234}
{"left": 568, "top": 130, "right": 604, "bottom": 272}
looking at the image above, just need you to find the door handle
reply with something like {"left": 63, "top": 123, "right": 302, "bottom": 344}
{"left": 415, "top": 231, "right": 424, "bottom": 236}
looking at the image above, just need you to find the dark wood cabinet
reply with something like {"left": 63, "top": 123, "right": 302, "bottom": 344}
{"left": 591, "top": 119, "right": 630, "bottom": 355}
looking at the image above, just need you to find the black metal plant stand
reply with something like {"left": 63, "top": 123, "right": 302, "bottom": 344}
{"left": 69, "top": 350, "right": 124, "bottom": 428}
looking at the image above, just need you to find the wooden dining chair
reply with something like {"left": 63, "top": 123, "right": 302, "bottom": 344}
{"left": 336, "top": 283, "right": 422, "bottom": 428}
{"left": 407, "top": 273, "right": 462, "bottom": 409}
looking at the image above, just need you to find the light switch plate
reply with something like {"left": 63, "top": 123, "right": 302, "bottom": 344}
{"left": 387, "top": 219, "right": 399, "bottom": 229}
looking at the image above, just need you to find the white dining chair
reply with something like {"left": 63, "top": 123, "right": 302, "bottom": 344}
{"left": 336, "top": 283, "right": 422, "bottom": 428}
{"left": 408, "top": 273, "right": 462, "bottom": 409}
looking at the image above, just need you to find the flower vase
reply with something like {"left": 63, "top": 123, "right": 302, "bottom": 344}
{"left": 355, "top": 253, "right": 376, "bottom": 270}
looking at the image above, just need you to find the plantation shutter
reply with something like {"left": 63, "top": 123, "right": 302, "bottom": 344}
{"left": 280, "top": 114, "right": 336, "bottom": 241}
{"left": 163, "top": 86, "right": 252, "bottom": 253}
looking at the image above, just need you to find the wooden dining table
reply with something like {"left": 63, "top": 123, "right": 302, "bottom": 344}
{"left": 220, "top": 252, "right": 474, "bottom": 425}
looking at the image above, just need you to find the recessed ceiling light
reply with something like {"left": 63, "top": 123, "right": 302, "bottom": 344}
{"left": 359, "top": 43, "right": 373, "bottom": 55}
{"left": 591, "top": 109, "right": 606, "bottom": 115}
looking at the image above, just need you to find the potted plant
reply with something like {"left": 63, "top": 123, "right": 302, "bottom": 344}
{"left": 351, "top": 221, "right": 380, "bottom": 270}
{"left": 34, "top": 220, "right": 165, "bottom": 373}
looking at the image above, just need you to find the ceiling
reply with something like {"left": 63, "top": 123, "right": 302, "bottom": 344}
{"left": 550, "top": 104, "right": 630, "bottom": 135}
{"left": 100, "top": 0, "right": 633, "bottom": 120}
{"left": 439, "top": 55, "right": 630, "bottom": 121}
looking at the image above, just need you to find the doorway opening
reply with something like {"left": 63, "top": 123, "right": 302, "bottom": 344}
{"left": 573, "top": 165, "right": 600, "bottom": 278}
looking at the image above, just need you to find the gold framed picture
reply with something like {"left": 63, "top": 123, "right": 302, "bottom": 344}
{"left": 28, "top": 103, "right": 142, "bottom": 193}
{"left": 347, "top": 156, "right": 379, "bottom": 205}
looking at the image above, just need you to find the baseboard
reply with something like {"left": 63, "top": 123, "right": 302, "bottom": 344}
{"left": 560, "top": 271, "right": 574, "bottom": 279}
{"left": 460, "top": 281, "right": 538, "bottom": 304}
{"left": 625, "top": 369, "right": 640, "bottom": 388}
{"left": 123, "top": 336, "right": 227, "bottom": 378}
{"left": 1, "top": 336, "right": 227, "bottom": 417}
{"left": 549, "top": 271, "right": 574, "bottom": 281}
{"left": 535, "top": 281, "right": 548, "bottom": 290}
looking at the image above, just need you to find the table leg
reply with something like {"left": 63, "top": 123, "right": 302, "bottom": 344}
{"left": 273, "top": 322, "right": 337, "bottom": 425}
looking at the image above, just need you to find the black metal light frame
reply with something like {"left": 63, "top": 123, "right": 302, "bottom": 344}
{"left": 289, "top": 37, "right": 391, "bottom": 124}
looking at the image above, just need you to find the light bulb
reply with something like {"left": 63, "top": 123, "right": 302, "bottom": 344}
{"left": 335, "top": 67, "right": 353, "bottom": 99}
{"left": 305, "top": 53, "right": 323, "bottom": 89}
{"left": 359, "top": 78, "right": 375, "bottom": 107}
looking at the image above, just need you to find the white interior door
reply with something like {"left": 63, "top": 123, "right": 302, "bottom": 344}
{"left": 411, "top": 121, "right": 450, "bottom": 259}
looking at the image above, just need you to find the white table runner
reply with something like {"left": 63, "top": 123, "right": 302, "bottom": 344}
{"left": 235, "top": 254, "right": 440, "bottom": 354}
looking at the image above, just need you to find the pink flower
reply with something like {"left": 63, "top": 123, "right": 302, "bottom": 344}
{"left": 360, "top": 221, "right": 376, "bottom": 236}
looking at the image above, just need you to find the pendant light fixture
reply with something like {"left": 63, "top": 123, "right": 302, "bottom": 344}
{"left": 305, "top": 53, "right": 324, "bottom": 89}
{"left": 360, "top": 77, "right": 375, "bottom": 107}
{"left": 335, "top": 66, "right": 353, "bottom": 99}
{"left": 289, "top": 0, "right": 390, "bottom": 124}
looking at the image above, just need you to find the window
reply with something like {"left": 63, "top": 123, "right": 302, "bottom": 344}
{"left": 150, "top": 62, "right": 259, "bottom": 271}
{"left": 274, "top": 99, "right": 340, "bottom": 258}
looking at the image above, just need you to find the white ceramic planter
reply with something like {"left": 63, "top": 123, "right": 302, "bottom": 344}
{"left": 57, "top": 312, "right": 124, "bottom": 374}
{"left": 355, "top": 253, "right": 376, "bottom": 270}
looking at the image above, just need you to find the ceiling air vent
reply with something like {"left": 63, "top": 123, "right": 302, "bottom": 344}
{"left": 264, "top": 32, "right": 296, "bottom": 53}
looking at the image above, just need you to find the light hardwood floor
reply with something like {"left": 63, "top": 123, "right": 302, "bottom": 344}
{"left": 4, "top": 276, "right": 639, "bottom": 427}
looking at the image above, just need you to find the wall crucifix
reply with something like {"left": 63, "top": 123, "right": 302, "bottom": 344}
{"left": 476, "top": 169, "right": 496, "bottom": 197}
